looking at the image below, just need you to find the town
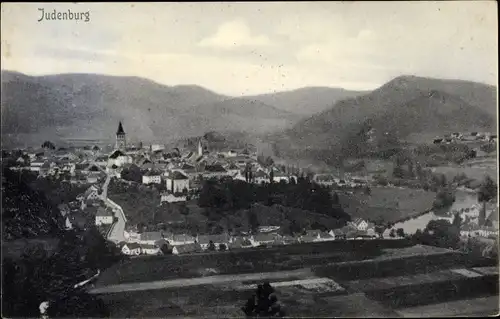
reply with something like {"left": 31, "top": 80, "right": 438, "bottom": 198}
{"left": 3, "top": 121, "right": 498, "bottom": 259}
{"left": 2, "top": 2, "right": 498, "bottom": 317}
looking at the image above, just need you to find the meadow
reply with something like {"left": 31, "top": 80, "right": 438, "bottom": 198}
{"left": 431, "top": 156, "right": 498, "bottom": 183}
{"left": 339, "top": 186, "right": 436, "bottom": 223}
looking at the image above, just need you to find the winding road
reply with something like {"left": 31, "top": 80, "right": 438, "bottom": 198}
{"left": 100, "top": 173, "right": 127, "bottom": 243}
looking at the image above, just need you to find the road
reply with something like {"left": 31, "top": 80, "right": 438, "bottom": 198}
{"left": 100, "top": 174, "right": 127, "bottom": 243}
{"left": 89, "top": 268, "right": 313, "bottom": 294}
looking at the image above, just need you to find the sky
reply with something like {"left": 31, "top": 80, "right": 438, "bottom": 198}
{"left": 1, "top": 2, "right": 497, "bottom": 96}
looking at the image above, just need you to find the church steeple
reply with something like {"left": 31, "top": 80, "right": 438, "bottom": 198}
{"left": 117, "top": 121, "right": 125, "bottom": 135}
{"left": 115, "top": 121, "right": 126, "bottom": 150}
{"left": 197, "top": 139, "right": 203, "bottom": 156}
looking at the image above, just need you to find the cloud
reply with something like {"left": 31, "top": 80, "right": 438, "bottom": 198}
{"left": 199, "top": 19, "right": 272, "bottom": 49}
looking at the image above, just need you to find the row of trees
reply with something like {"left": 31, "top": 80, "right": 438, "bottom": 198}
{"left": 198, "top": 178, "right": 351, "bottom": 222}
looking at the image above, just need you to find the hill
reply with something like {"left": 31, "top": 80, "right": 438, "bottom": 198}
{"left": 270, "top": 76, "right": 497, "bottom": 162}
{"left": 244, "top": 87, "right": 366, "bottom": 115}
{"left": 0, "top": 71, "right": 299, "bottom": 148}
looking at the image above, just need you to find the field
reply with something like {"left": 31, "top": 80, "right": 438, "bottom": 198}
{"left": 431, "top": 156, "right": 498, "bottom": 183}
{"left": 94, "top": 244, "right": 498, "bottom": 318}
{"left": 94, "top": 240, "right": 412, "bottom": 287}
{"left": 339, "top": 186, "right": 436, "bottom": 223}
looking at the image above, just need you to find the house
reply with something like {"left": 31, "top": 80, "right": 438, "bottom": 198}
{"left": 225, "top": 150, "right": 238, "bottom": 157}
{"left": 197, "top": 233, "right": 231, "bottom": 250}
{"left": 140, "top": 244, "right": 161, "bottom": 255}
{"left": 39, "top": 161, "right": 51, "bottom": 176}
{"left": 351, "top": 218, "right": 369, "bottom": 231}
{"left": 160, "top": 193, "right": 187, "bottom": 203}
{"left": 169, "top": 234, "right": 196, "bottom": 246}
{"left": 107, "top": 164, "right": 122, "bottom": 178}
{"left": 65, "top": 216, "right": 73, "bottom": 230}
{"left": 151, "top": 144, "right": 165, "bottom": 152}
{"left": 121, "top": 243, "right": 142, "bottom": 256}
{"left": 93, "top": 155, "right": 108, "bottom": 167}
{"left": 165, "top": 171, "right": 190, "bottom": 193}
{"left": 95, "top": 207, "right": 114, "bottom": 226}
{"left": 225, "top": 163, "right": 240, "bottom": 176}
{"left": 279, "top": 235, "right": 299, "bottom": 245}
{"left": 172, "top": 243, "right": 202, "bottom": 255}
{"left": 77, "top": 185, "right": 101, "bottom": 202}
{"left": 142, "top": 170, "right": 162, "bottom": 184}
{"left": 138, "top": 231, "right": 167, "bottom": 245}
{"left": 317, "top": 231, "right": 336, "bottom": 242}
{"left": 272, "top": 172, "right": 291, "bottom": 183}
{"left": 203, "top": 164, "right": 230, "bottom": 179}
{"left": 229, "top": 236, "right": 253, "bottom": 249}
{"left": 382, "top": 227, "right": 394, "bottom": 239}
{"left": 253, "top": 170, "right": 270, "bottom": 184}
{"left": 333, "top": 229, "right": 346, "bottom": 240}
{"left": 108, "top": 150, "right": 132, "bottom": 167}
{"left": 29, "top": 160, "right": 45, "bottom": 172}
{"left": 257, "top": 226, "right": 281, "bottom": 233}
{"left": 250, "top": 233, "right": 277, "bottom": 247}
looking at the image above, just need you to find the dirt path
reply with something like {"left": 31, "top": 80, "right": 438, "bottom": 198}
{"left": 89, "top": 268, "right": 313, "bottom": 294}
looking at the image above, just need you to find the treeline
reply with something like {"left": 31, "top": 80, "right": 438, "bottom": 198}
{"left": 198, "top": 178, "right": 351, "bottom": 221}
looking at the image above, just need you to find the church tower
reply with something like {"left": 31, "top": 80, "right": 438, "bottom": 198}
{"left": 116, "top": 121, "right": 126, "bottom": 150}
{"left": 197, "top": 139, "right": 203, "bottom": 156}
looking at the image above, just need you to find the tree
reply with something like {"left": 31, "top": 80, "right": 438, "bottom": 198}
{"left": 160, "top": 243, "right": 172, "bottom": 255}
{"left": 389, "top": 229, "right": 396, "bottom": 238}
{"left": 41, "top": 141, "right": 56, "bottom": 150}
{"left": 241, "top": 282, "right": 285, "bottom": 317}
{"left": 393, "top": 163, "right": 405, "bottom": 179}
{"left": 413, "top": 219, "right": 460, "bottom": 249}
{"left": 415, "top": 163, "right": 423, "bottom": 180}
{"left": 219, "top": 243, "right": 227, "bottom": 251}
{"left": 396, "top": 228, "right": 405, "bottom": 238}
{"left": 374, "top": 224, "right": 386, "bottom": 239}
{"left": 407, "top": 161, "right": 414, "bottom": 179}
{"left": 208, "top": 240, "right": 216, "bottom": 251}
{"left": 478, "top": 175, "right": 497, "bottom": 203}
{"left": 477, "top": 175, "right": 497, "bottom": 226}
{"left": 452, "top": 211, "right": 463, "bottom": 229}
{"left": 432, "top": 189, "right": 456, "bottom": 210}
{"left": 248, "top": 211, "right": 259, "bottom": 233}
{"left": 364, "top": 186, "right": 371, "bottom": 195}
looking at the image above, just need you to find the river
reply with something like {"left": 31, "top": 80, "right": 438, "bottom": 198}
{"left": 392, "top": 189, "right": 479, "bottom": 235}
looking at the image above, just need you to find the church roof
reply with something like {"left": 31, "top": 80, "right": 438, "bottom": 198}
{"left": 117, "top": 122, "right": 125, "bottom": 135}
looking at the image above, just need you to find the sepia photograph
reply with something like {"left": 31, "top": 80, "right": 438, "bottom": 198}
{"left": 1, "top": 1, "right": 498, "bottom": 317}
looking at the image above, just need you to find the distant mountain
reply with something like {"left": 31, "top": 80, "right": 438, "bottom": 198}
{"left": 271, "top": 75, "right": 497, "bottom": 161}
{"left": 0, "top": 71, "right": 299, "bottom": 148}
{"left": 244, "top": 87, "right": 366, "bottom": 115}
